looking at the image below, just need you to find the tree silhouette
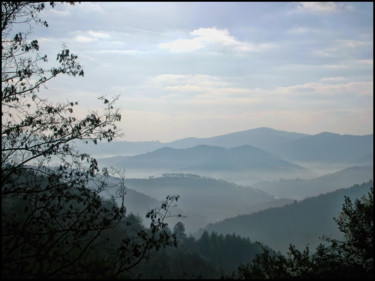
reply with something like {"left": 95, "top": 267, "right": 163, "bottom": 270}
{"left": 1, "top": 2, "right": 178, "bottom": 278}
{"left": 173, "top": 221, "right": 187, "bottom": 242}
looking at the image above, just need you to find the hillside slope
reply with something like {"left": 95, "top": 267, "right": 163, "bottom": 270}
{"left": 124, "top": 174, "right": 276, "bottom": 232}
{"left": 201, "top": 180, "right": 373, "bottom": 253}
{"left": 254, "top": 165, "right": 373, "bottom": 200}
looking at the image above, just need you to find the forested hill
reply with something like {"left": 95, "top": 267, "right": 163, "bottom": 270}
{"left": 130, "top": 231, "right": 266, "bottom": 279}
{"left": 254, "top": 165, "right": 373, "bottom": 200}
{"left": 123, "top": 173, "right": 276, "bottom": 233}
{"left": 201, "top": 180, "right": 373, "bottom": 253}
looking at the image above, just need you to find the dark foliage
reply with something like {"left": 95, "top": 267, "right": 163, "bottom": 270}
{"left": 1, "top": 2, "right": 179, "bottom": 278}
{"left": 130, "top": 224, "right": 265, "bottom": 279}
{"left": 233, "top": 187, "right": 374, "bottom": 279}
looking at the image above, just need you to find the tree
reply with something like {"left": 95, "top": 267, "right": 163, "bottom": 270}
{"left": 234, "top": 187, "right": 374, "bottom": 279}
{"left": 332, "top": 187, "right": 374, "bottom": 271}
{"left": 1, "top": 2, "right": 178, "bottom": 278}
{"left": 173, "top": 221, "right": 186, "bottom": 242}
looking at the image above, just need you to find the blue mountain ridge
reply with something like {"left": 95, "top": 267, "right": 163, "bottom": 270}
{"left": 107, "top": 144, "right": 305, "bottom": 172}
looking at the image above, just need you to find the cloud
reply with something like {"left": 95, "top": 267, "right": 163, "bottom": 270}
{"left": 191, "top": 28, "right": 242, "bottom": 47}
{"left": 297, "top": 2, "right": 338, "bottom": 13}
{"left": 294, "top": 2, "right": 354, "bottom": 14}
{"left": 150, "top": 74, "right": 228, "bottom": 91}
{"left": 351, "top": 59, "right": 373, "bottom": 66}
{"left": 33, "top": 2, "right": 372, "bottom": 141}
{"left": 312, "top": 48, "right": 337, "bottom": 57}
{"left": 322, "top": 64, "right": 349, "bottom": 69}
{"left": 144, "top": 74, "right": 373, "bottom": 111}
{"left": 319, "top": 77, "right": 347, "bottom": 83}
{"left": 74, "top": 30, "right": 111, "bottom": 43}
{"left": 159, "top": 38, "right": 204, "bottom": 53}
{"left": 313, "top": 39, "right": 372, "bottom": 57}
{"left": 275, "top": 81, "right": 373, "bottom": 98}
{"left": 77, "top": 2, "right": 106, "bottom": 14}
{"left": 123, "top": 26, "right": 166, "bottom": 36}
{"left": 74, "top": 35, "right": 98, "bottom": 43}
{"left": 159, "top": 27, "right": 275, "bottom": 53}
{"left": 87, "top": 31, "right": 111, "bottom": 39}
{"left": 286, "top": 26, "right": 320, "bottom": 34}
{"left": 50, "top": 8, "right": 71, "bottom": 16}
{"left": 90, "top": 49, "right": 139, "bottom": 55}
{"left": 337, "top": 39, "right": 371, "bottom": 48}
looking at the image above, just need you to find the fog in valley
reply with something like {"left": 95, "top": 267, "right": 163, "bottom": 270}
{"left": 80, "top": 127, "right": 374, "bottom": 240}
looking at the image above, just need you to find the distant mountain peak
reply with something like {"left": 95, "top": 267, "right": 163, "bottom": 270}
{"left": 229, "top": 144, "right": 263, "bottom": 151}
{"left": 315, "top": 132, "right": 340, "bottom": 137}
{"left": 190, "top": 144, "right": 223, "bottom": 150}
{"left": 153, "top": 146, "right": 177, "bottom": 152}
{"left": 251, "top": 127, "right": 278, "bottom": 132}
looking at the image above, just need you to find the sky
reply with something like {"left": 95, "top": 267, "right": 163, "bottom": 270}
{"left": 29, "top": 2, "right": 373, "bottom": 142}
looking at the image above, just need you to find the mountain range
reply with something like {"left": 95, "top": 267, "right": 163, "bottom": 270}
{"left": 201, "top": 180, "right": 373, "bottom": 254}
{"left": 167, "top": 127, "right": 308, "bottom": 151}
{"left": 74, "top": 127, "right": 373, "bottom": 166}
{"left": 99, "top": 144, "right": 305, "bottom": 172}
{"left": 82, "top": 126, "right": 373, "bottom": 263}
{"left": 73, "top": 127, "right": 308, "bottom": 157}
{"left": 275, "top": 132, "right": 373, "bottom": 164}
{"left": 99, "top": 161, "right": 373, "bottom": 234}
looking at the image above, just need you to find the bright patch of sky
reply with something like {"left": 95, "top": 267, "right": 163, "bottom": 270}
{"left": 30, "top": 2, "right": 373, "bottom": 141}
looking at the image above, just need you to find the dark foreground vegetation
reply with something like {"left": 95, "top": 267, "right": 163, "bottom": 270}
{"left": 232, "top": 186, "right": 374, "bottom": 279}
{"left": 2, "top": 167, "right": 373, "bottom": 278}
{"left": 117, "top": 186, "right": 375, "bottom": 279}
{"left": 2, "top": 2, "right": 177, "bottom": 278}
{"left": 1, "top": 2, "right": 373, "bottom": 279}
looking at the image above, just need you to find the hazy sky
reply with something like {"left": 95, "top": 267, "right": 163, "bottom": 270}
{"left": 32, "top": 2, "right": 373, "bottom": 142}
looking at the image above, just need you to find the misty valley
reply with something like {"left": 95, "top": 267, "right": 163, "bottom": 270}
{"left": 78, "top": 127, "right": 373, "bottom": 278}
{"left": 3, "top": 2, "right": 373, "bottom": 279}
{"left": 3, "top": 123, "right": 373, "bottom": 279}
